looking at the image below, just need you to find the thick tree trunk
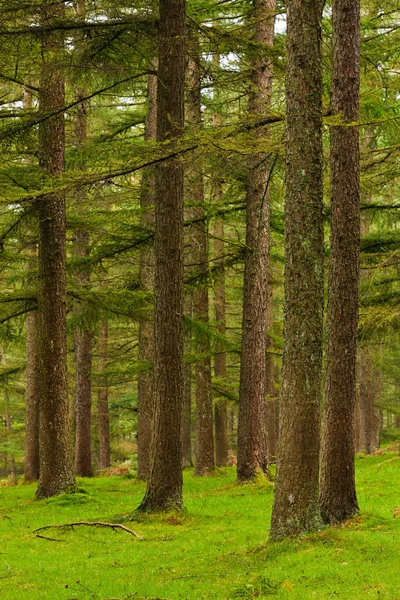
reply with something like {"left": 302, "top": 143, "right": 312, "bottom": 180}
{"left": 319, "top": 0, "right": 360, "bottom": 524}
{"left": 139, "top": 0, "right": 186, "bottom": 512}
{"left": 186, "top": 40, "right": 214, "bottom": 477}
{"left": 270, "top": 0, "right": 324, "bottom": 539}
{"left": 237, "top": 0, "right": 275, "bottom": 482}
{"left": 35, "top": 0, "right": 75, "bottom": 499}
{"left": 98, "top": 322, "right": 110, "bottom": 470}
{"left": 137, "top": 67, "right": 157, "bottom": 480}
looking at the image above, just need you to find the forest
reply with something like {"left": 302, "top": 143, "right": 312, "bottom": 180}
{"left": 0, "top": 0, "right": 400, "bottom": 598}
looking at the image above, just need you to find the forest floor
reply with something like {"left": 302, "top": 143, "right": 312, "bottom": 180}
{"left": 1, "top": 447, "right": 400, "bottom": 600}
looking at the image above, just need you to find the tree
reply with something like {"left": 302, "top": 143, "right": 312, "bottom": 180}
{"left": 35, "top": 0, "right": 75, "bottom": 499}
{"left": 137, "top": 67, "right": 157, "bottom": 480}
{"left": 236, "top": 0, "right": 275, "bottom": 482}
{"left": 138, "top": 0, "right": 186, "bottom": 512}
{"left": 319, "top": 0, "right": 361, "bottom": 524}
{"left": 270, "top": 0, "right": 324, "bottom": 539}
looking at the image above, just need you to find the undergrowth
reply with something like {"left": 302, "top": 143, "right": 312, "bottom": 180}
{"left": 1, "top": 451, "right": 400, "bottom": 599}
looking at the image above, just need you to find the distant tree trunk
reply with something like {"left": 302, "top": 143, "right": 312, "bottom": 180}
{"left": 359, "top": 349, "right": 375, "bottom": 453}
{"left": 212, "top": 74, "right": 229, "bottom": 467}
{"left": 2, "top": 351, "right": 16, "bottom": 481}
{"left": 236, "top": 0, "right": 275, "bottom": 482}
{"left": 186, "top": 38, "right": 214, "bottom": 477}
{"left": 35, "top": 0, "right": 75, "bottom": 499}
{"left": 137, "top": 67, "right": 157, "bottom": 480}
{"left": 182, "top": 362, "right": 193, "bottom": 467}
{"left": 98, "top": 322, "right": 110, "bottom": 470}
{"left": 265, "top": 290, "right": 277, "bottom": 462}
{"left": 270, "top": 0, "right": 324, "bottom": 539}
{"left": 319, "top": 0, "right": 360, "bottom": 524}
{"left": 73, "top": 52, "right": 93, "bottom": 476}
{"left": 354, "top": 366, "right": 361, "bottom": 453}
{"left": 23, "top": 85, "right": 40, "bottom": 482}
{"left": 139, "top": 0, "right": 186, "bottom": 511}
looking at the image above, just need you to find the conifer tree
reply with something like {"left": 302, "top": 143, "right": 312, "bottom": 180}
{"left": 270, "top": 0, "right": 324, "bottom": 539}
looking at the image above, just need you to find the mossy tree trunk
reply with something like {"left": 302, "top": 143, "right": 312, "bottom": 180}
{"left": 237, "top": 0, "right": 275, "bottom": 482}
{"left": 36, "top": 0, "right": 75, "bottom": 499}
{"left": 270, "top": 0, "right": 324, "bottom": 539}
{"left": 138, "top": 0, "right": 186, "bottom": 512}
{"left": 320, "top": 0, "right": 361, "bottom": 524}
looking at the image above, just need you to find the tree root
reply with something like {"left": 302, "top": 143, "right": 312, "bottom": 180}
{"left": 32, "top": 521, "right": 142, "bottom": 539}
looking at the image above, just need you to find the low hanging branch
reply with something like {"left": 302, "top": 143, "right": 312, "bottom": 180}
{"left": 32, "top": 521, "right": 142, "bottom": 539}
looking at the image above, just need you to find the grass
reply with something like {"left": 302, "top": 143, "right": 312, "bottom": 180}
{"left": 1, "top": 451, "right": 400, "bottom": 599}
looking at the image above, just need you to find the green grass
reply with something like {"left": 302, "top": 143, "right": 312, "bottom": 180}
{"left": 1, "top": 452, "right": 400, "bottom": 599}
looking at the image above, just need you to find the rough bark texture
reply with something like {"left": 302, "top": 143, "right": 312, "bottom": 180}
{"left": 186, "top": 41, "right": 214, "bottom": 477}
{"left": 35, "top": 0, "right": 75, "bottom": 498}
{"left": 319, "top": 0, "right": 360, "bottom": 524}
{"left": 270, "top": 0, "right": 324, "bottom": 539}
{"left": 24, "top": 244, "right": 40, "bottom": 481}
{"left": 73, "top": 54, "right": 93, "bottom": 477}
{"left": 139, "top": 0, "right": 185, "bottom": 511}
{"left": 236, "top": 0, "right": 275, "bottom": 482}
{"left": 98, "top": 322, "right": 110, "bottom": 470}
{"left": 137, "top": 68, "right": 157, "bottom": 480}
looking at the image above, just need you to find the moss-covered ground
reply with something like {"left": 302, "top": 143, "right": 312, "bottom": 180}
{"left": 1, "top": 450, "right": 400, "bottom": 599}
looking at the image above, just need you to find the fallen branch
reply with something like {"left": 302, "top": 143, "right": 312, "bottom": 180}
{"left": 32, "top": 521, "right": 142, "bottom": 539}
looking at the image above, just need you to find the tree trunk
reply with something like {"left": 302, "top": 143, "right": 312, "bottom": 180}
{"left": 25, "top": 241, "right": 40, "bottom": 481}
{"left": 270, "top": 0, "right": 324, "bottom": 539}
{"left": 186, "top": 39, "right": 214, "bottom": 477}
{"left": 137, "top": 67, "right": 157, "bottom": 480}
{"left": 138, "top": 0, "right": 186, "bottom": 512}
{"left": 319, "top": 0, "right": 360, "bottom": 524}
{"left": 265, "top": 290, "right": 277, "bottom": 462}
{"left": 359, "top": 349, "right": 375, "bottom": 453}
{"left": 23, "top": 85, "right": 40, "bottom": 482}
{"left": 237, "top": 0, "right": 275, "bottom": 482}
{"left": 213, "top": 76, "right": 229, "bottom": 468}
{"left": 73, "top": 34, "right": 93, "bottom": 475}
{"left": 98, "top": 322, "right": 110, "bottom": 470}
{"left": 182, "top": 362, "right": 193, "bottom": 467}
{"left": 35, "top": 0, "right": 75, "bottom": 499}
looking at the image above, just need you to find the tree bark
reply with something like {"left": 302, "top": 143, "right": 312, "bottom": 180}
{"left": 35, "top": 0, "right": 75, "bottom": 498}
{"left": 137, "top": 67, "right": 157, "bottom": 480}
{"left": 186, "top": 38, "right": 214, "bottom": 477}
{"left": 98, "top": 322, "right": 110, "bottom": 470}
{"left": 319, "top": 0, "right": 360, "bottom": 524}
{"left": 237, "top": 0, "right": 275, "bottom": 482}
{"left": 270, "top": 0, "right": 324, "bottom": 539}
{"left": 139, "top": 0, "right": 186, "bottom": 511}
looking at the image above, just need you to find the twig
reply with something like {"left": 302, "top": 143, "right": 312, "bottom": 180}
{"left": 32, "top": 521, "right": 142, "bottom": 539}
{"left": 36, "top": 534, "right": 62, "bottom": 542}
